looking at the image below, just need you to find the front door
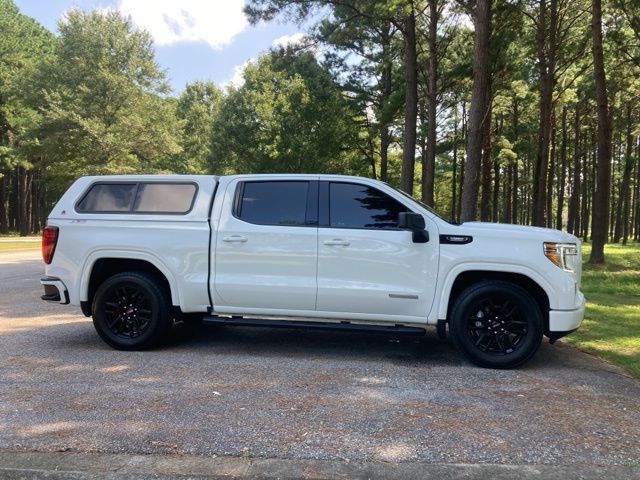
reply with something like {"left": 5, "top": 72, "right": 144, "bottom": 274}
{"left": 316, "top": 181, "right": 438, "bottom": 320}
{"left": 213, "top": 179, "right": 318, "bottom": 312}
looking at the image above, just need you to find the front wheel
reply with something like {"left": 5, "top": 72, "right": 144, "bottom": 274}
{"left": 449, "top": 280, "right": 543, "bottom": 369}
{"left": 92, "top": 271, "right": 173, "bottom": 350}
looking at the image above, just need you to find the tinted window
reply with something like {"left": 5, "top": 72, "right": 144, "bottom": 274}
{"left": 237, "top": 181, "right": 308, "bottom": 226}
{"left": 329, "top": 182, "right": 408, "bottom": 229}
{"left": 133, "top": 183, "right": 196, "bottom": 213}
{"left": 77, "top": 182, "right": 197, "bottom": 214}
{"left": 76, "top": 183, "right": 136, "bottom": 212}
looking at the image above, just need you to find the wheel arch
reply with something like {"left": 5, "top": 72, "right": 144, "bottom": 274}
{"left": 80, "top": 251, "right": 179, "bottom": 316}
{"left": 438, "top": 267, "right": 552, "bottom": 334}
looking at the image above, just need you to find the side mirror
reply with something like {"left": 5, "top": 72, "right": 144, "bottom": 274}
{"left": 398, "top": 212, "right": 429, "bottom": 243}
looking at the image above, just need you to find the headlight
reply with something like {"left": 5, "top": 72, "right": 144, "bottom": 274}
{"left": 544, "top": 242, "right": 578, "bottom": 272}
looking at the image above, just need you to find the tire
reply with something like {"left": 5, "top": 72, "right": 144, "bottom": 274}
{"left": 92, "top": 271, "right": 173, "bottom": 350}
{"left": 449, "top": 280, "right": 543, "bottom": 369}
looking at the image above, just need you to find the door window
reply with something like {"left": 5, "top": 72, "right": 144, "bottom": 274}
{"left": 329, "top": 182, "right": 408, "bottom": 229}
{"left": 235, "top": 181, "right": 310, "bottom": 226}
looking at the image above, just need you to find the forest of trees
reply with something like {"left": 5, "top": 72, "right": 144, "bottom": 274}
{"left": 1, "top": 0, "right": 640, "bottom": 264}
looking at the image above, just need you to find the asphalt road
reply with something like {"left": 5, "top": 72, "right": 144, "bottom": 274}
{"left": 1, "top": 250, "right": 639, "bottom": 468}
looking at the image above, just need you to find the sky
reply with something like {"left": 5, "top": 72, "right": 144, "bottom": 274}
{"left": 13, "top": 0, "right": 308, "bottom": 94}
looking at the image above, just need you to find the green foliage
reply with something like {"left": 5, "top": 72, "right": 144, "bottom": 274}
{"left": 21, "top": 9, "right": 181, "bottom": 190}
{"left": 0, "top": 0, "right": 54, "bottom": 170}
{"left": 174, "top": 81, "right": 223, "bottom": 174}
{"left": 566, "top": 243, "right": 640, "bottom": 379}
{"left": 211, "top": 48, "right": 362, "bottom": 174}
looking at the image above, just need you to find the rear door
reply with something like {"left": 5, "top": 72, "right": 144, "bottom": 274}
{"left": 213, "top": 178, "right": 319, "bottom": 312}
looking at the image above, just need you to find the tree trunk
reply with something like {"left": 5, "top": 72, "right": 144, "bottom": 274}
{"left": 380, "top": 124, "right": 390, "bottom": 182}
{"left": 17, "top": 167, "right": 30, "bottom": 237}
{"left": 461, "top": 0, "right": 492, "bottom": 222}
{"left": 511, "top": 96, "right": 519, "bottom": 224}
{"left": 581, "top": 148, "right": 589, "bottom": 239}
{"left": 480, "top": 102, "right": 493, "bottom": 222}
{"left": 567, "top": 106, "right": 581, "bottom": 235}
{"left": 10, "top": 169, "right": 18, "bottom": 231}
{"left": 546, "top": 115, "right": 556, "bottom": 228}
{"left": 492, "top": 152, "right": 500, "bottom": 222}
{"left": 422, "top": 0, "right": 439, "bottom": 206}
{"left": 379, "top": 22, "right": 393, "bottom": 183}
{"left": 556, "top": 105, "right": 567, "bottom": 230}
{"left": 633, "top": 138, "right": 640, "bottom": 242}
{"left": 451, "top": 100, "right": 458, "bottom": 221}
{"left": 492, "top": 114, "right": 503, "bottom": 222}
{"left": 616, "top": 105, "right": 634, "bottom": 244}
{"left": 458, "top": 101, "right": 467, "bottom": 221}
{"left": 31, "top": 169, "right": 39, "bottom": 233}
{"left": 420, "top": 104, "right": 428, "bottom": 201}
{"left": 0, "top": 173, "right": 7, "bottom": 234}
{"left": 589, "top": 0, "right": 612, "bottom": 264}
{"left": 400, "top": 7, "right": 418, "bottom": 194}
{"left": 532, "top": 0, "right": 558, "bottom": 227}
{"left": 610, "top": 130, "right": 620, "bottom": 240}
{"left": 504, "top": 163, "right": 512, "bottom": 223}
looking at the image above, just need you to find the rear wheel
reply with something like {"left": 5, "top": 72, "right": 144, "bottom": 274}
{"left": 449, "top": 280, "right": 543, "bottom": 369}
{"left": 92, "top": 271, "right": 173, "bottom": 350}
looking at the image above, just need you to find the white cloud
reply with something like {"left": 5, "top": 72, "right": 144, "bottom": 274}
{"left": 223, "top": 58, "right": 254, "bottom": 88}
{"left": 272, "top": 32, "right": 306, "bottom": 48}
{"left": 114, "top": 0, "right": 248, "bottom": 49}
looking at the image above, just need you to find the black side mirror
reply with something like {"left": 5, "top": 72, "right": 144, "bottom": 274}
{"left": 398, "top": 212, "right": 429, "bottom": 243}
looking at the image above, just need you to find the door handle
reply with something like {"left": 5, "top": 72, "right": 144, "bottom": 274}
{"left": 222, "top": 235, "right": 248, "bottom": 243}
{"left": 323, "top": 239, "right": 350, "bottom": 247}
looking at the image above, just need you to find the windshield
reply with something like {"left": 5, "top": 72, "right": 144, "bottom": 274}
{"left": 384, "top": 183, "right": 454, "bottom": 224}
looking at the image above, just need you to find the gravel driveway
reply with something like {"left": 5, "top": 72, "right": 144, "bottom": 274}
{"left": 1, "top": 250, "right": 639, "bottom": 467}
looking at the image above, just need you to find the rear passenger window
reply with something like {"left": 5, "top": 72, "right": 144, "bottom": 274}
{"left": 76, "top": 183, "right": 137, "bottom": 212}
{"left": 237, "top": 181, "right": 309, "bottom": 226}
{"left": 76, "top": 182, "right": 197, "bottom": 214}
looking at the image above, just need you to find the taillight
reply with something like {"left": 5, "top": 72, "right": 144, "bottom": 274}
{"left": 42, "top": 226, "right": 59, "bottom": 264}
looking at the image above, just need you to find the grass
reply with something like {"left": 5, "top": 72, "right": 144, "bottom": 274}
{"left": 0, "top": 241, "right": 41, "bottom": 251}
{"left": 0, "top": 231, "right": 23, "bottom": 237}
{"left": 564, "top": 242, "right": 640, "bottom": 379}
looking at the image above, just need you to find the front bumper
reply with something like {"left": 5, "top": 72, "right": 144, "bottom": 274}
{"left": 40, "top": 276, "right": 69, "bottom": 304}
{"left": 547, "top": 291, "right": 585, "bottom": 340}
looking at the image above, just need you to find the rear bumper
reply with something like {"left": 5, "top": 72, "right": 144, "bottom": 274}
{"left": 548, "top": 291, "right": 585, "bottom": 337}
{"left": 40, "top": 276, "right": 69, "bottom": 305}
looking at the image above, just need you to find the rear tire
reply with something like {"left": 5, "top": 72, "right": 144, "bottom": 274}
{"left": 449, "top": 280, "right": 543, "bottom": 369}
{"left": 92, "top": 271, "right": 173, "bottom": 350}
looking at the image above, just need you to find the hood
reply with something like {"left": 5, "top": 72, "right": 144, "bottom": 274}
{"left": 459, "top": 221, "right": 579, "bottom": 244}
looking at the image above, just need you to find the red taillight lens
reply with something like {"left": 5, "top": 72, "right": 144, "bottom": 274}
{"left": 42, "top": 226, "right": 59, "bottom": 264}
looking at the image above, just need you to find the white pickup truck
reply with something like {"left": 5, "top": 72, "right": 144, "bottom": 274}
{"left": 40, "top": 174, "right": 585, "bottom": 368}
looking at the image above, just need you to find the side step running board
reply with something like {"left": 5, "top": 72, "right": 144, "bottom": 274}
{"left": 202, "top": 316, "right": 426, "bottom": 335}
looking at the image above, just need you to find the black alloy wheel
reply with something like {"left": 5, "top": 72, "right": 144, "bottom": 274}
{"left": 103, "top": 284, "right": 153, "bottom": 339}
{"left": 467, "top": 295, "right": 528, "bottom": 355}
{"left": 449, "top": 280, "right": 543, "bottom": 369}
{"left": 92, "top": 271, "right": 173, "bottom": 350}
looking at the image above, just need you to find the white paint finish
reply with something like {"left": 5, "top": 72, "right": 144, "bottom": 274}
{"left": 548, "top": 293, "right": 585, "bottom": 331}
{"left": 433, "top": 222, "right": 583, "bottom": 323}
{"left": 44, "top": 173, "right": 585, "bottom": 335}
{"left": 316, "top": 225, "right": 438, "bottom": 320}
{"left": 212, "top": 177, "right": 318, "bottom": 311}
{"left": 44, "top": 175, "right": 217, "bottom": 312}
